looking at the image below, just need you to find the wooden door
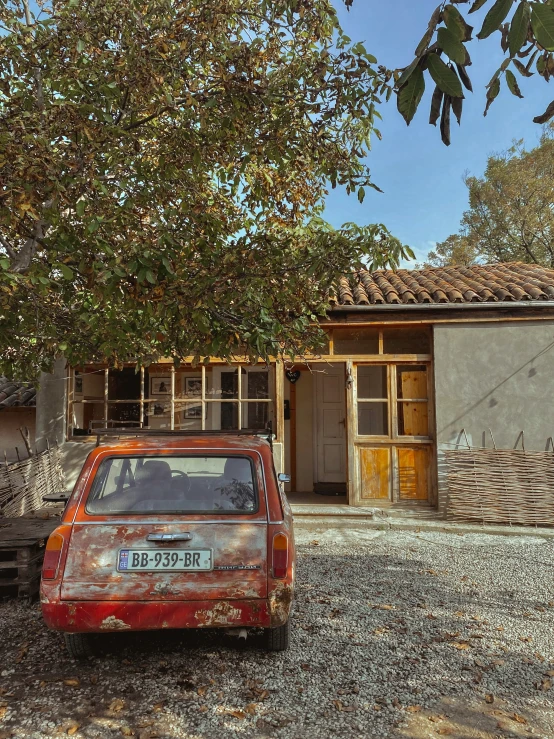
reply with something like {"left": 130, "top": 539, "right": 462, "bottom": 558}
{"left": 314, "top": 365, "right": 347, "bottom": 484}
{"left": 398, "top": 447, "right": 429, "bottom": 501}
{"left": 359, "top": 448, "right": 390, "bottom": 500}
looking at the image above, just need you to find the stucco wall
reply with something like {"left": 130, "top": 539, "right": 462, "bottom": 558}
{"left": 35, "top": 357, "right": 67, "bottom": 448}
{"left": 0, "top": 409, "right": 36, "bottom": 462}
{"left": 434, "top": 320, "right": 554, "bottom": 507}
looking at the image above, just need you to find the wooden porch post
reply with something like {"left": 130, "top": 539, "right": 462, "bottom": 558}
{"left": 346, "top": 359, "right": 357, "bottom": 505}
{"left": 275, "top": 360, "right": 284, "bottom": 443}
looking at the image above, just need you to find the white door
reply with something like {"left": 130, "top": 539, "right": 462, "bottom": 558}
{"left": 314, "top": 364, "right": 347, "bottom": 484}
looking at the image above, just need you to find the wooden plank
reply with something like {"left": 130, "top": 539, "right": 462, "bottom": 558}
{"left": 398, "top": 447, "right": 429, "bottom": 501}
{"left": 346, "top": 360, "right": 357, "bottom": 504}
{"left": 359, "top": 447, "right": 390, "bottom": 500}
{"left": 290, "top": 382, "right": 297, "bottom": 491}
{"left": 400, "top": 369, "right": 428, "bottom": 436}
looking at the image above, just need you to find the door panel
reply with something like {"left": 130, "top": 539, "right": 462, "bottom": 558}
{"left": 398, "top": 447, "right": 429, "bottom": 501}
{"left": 315, "top": 365, "right": 346, "bottom": 484}
{"left": 359, "top": 448, "right": 390, "bottom": 500}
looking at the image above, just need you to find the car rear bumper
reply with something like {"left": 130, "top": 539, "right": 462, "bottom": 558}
{"left": 41, "top": 599, "right": 272, "bottom": 632}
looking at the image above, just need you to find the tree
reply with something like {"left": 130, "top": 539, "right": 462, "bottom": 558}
{"left": 424, "top": 125, "right": 554, "bottom": 266}
{"left": 0, "top": 0, "right": 412, "bottom": 378}
{"left": 395, "top": 1, "right": 554, "bottom": 145}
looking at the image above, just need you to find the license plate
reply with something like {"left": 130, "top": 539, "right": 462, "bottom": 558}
{"left": 117, "top": 549, "right": 212, "bottom": 572}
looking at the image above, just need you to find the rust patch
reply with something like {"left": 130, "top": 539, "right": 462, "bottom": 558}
{"left": 100, "top": 615, "right": 131, "bottom": 631}
{"left": 269, "top": 582, "right": 293, "bottom": 627}
{"left": 195, "top": 601, "right": 242, "bottom": 627}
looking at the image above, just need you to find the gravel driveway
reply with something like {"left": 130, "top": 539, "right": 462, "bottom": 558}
{"left": 1, "top": 528, "right": 554, "bottom": 739}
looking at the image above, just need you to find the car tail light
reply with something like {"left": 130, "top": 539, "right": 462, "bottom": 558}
{"left": 272, "top": 533, "right": 288, "bottom": 579}
{"left": 42, "top": 532, "right": 65, "bottom": 580}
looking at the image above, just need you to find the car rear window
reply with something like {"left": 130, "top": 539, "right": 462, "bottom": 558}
{"left": 86, "top": 455, "right": 258, "bottom": 515}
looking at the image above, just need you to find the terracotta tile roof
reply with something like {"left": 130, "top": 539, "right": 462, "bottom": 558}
{"left": 0, "top": 377, "right": 36, "bottom": 410}
{"left": 333, "top": 263, "right": 554, "bottom": 306}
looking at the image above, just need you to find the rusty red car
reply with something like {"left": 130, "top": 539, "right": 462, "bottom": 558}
{"left": 40, "top": 431, "right": 295, "bottom": 658}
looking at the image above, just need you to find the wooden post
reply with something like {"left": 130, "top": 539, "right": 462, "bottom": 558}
{"left": 275, "top": 360, "right": 284, "bottom": 443}
{"left": 139, "top": 366, "right": 145, "bottom": 428}
{"left": 346, "top": 360, "right": 357, "bottom": 506}
{"left": 103, "top": 369, "right": 109, "bottom": 426}
{"left": 290, "top": 381, "right": 297, "bottom": 491}
{"left": 170, "top": 366, "right": 175, "bottom": 430}
{"left": 201, "top": 365, "right": 206, "bottom": 431}
{"left": 237, "top": 365, "right": 242, "bottom": 431}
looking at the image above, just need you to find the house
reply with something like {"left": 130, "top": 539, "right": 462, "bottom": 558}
{"left": 32, "top": 262, "right": 554, "bottom": 512}
{"left": 0, "top": 377, "right": 37, "bottom": 461}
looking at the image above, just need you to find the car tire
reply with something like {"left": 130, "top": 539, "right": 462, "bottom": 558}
{"left": 265, "top": 619, "right": 290, "bottom": 652}
{"left": 64, "top": 633, "right": 96, "bottom": 659}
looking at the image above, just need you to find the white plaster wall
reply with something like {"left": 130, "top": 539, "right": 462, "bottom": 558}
{"left": 0, "top": 409, "right": 36, "bottom": 462}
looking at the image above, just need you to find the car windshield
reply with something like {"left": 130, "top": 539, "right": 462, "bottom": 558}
{"left": 86, "top": 455, "right": 258, "bottom": 515}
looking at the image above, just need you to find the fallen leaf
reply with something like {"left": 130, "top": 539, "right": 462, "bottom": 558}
{"left": 485, "top": 694, "right": 494, "bottom": 704}
{"left": 244, "top": 703, "right": 257, "bottom": 715}
{"left": 67, "top": 723, "right": 80, "bottom": 736}
{"left": 90, "top": 676, "right": 98, "bottom": 685}
{"left": 109, "top": 698, "right": 125, "bottom": 712}
{"left": 152, "top": 701, "right": 165, "bottom": 711}
{"left": 0, "top": 707, "right": 7, "bottom": 720}
{"left": 437, "top": 729, "right": 453, "bottom": 736}
{"left": 537, "top": 678, "right": 552, "bottom": 691}
{"left": 406, "top": 705, "right": 421, "bottom": 712}
{"left": 223, "top": 709, "right": 246, "bottom": 720}
{"left": 428, "top": 715, "right": 445, "bottom": 723}
{"left": 120, "top": 728, "right": 134, "bottom": 737}
{"left": 519, "top": 636, "right": 533, "bottom": 643}
{"left": 64, "top": 679, "right": 80, "bottom": 687}
{"left": 450, "top": 641, "right": 470, "bottom": 650}
{"left": 198, "top": 706, "right": 208, "bottom": 713}
{"left": 511, "top": 713, "right": 527, "bottom": 724}
{"left": 310, "top": 540, "right": 319, "bottom": 546}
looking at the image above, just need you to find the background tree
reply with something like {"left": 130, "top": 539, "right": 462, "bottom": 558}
{"left": 0, "top": 0, "right": 411, "bottom": 378}
{"left": 424, "top": 124, "right": 554, "bottom": 266}
{"left": 395, "top": 1, "right": 554, "bottom": 145}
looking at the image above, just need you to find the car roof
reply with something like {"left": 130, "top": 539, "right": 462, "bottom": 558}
{"left": 89, "top": 434, "right": 272, "bottom": 456}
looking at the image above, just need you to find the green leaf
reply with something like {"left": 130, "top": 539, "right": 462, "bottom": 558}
{"left": 396, "top": 58, "right": 420, "bottom": 90}
{"left": 469, "top": 0, "right": 489, "bottom": 12}
{"left": 484, "top": 77, "right": 501, "bottom": 116}
{"left": 533, "top": 99, "right": 554, "bottom": 123}
{"left": 59, "top": 264, "right": 74, "bottom": 280}
{"left": 531, "top": 3, "right": 554, "bottom": 51}
{"left": 76, "top": 200, "right": 85, "bottom": 217}
{"left": 509, "top": 1, "right": 531, "bottom": 56}
{"left": 443, "top": 4, "right": 474, "bottom": 41}
{"left": 513, "top": 57, "right": 534, "bottom": 76}
{"left": 415, "top": 5, "right": 442, "bottom": 56}
{"left": 357, "top": 186, "right": 365, "bottom": 203}
{"left": 429, "top": 85, "right": 444, "bottom": 126}
{"left": 477, "top": 0, "right": 514, "bottom": 39}
{"left": 397, "top": 65, "right": 425, "bottom": 125}
{"left": 506, "top": 68, "right": 524, "bottom": 96}
{"left": 0, "top": 257, "right": 9, "bottom": 270}
{"left": 77, "top": 39, "right": 85, "bottom": 52}
{"left": 437, "top": 27, "right": 468, "bottom": 64}
{"left": 427, "top": 54, "right": 464, "bottom": 97}
{"left": 145, "top": 270, "right": 156, "bottom": 284}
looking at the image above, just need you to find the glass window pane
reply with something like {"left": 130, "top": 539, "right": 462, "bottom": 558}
{"left": 398, "top": 402, "right": 429, "bottom": 437}
{"left": 107, "top": 403, "right": 140, "bottom": 426}
{"left": 108, "top": 368, "right": 142, "bottom": 400}
{"left": 357, "top": 366, "right": 387, "bottom": 399}
{"left": 246, "top": 370, "right": 269, "bottom": 399}
{"left": 243, "top": 401, "right": 273, "bottom": 430}
{"left": 86, "top": 455, "right": 257, "bottom": 514}
{"left": 334, "top": 328, "right": 380, "bottom": 355}
{"left": 383, "top": 329, "right": 430, "bottom": 354}
{"left": 397, "top": 366, "right": 428, "bottom": 400}
{"left": 358, "top": 402, "right": 388, "bottom": 436}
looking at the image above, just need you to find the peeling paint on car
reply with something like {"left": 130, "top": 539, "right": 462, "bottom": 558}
{"left": 268, "top": 581, "right": 294, "bottom": 627}
{"left": 100, "top": 615, "right": 131, "bottom": 631}
{"left": 195, "top": 601, "right": 242, "bottom": 626}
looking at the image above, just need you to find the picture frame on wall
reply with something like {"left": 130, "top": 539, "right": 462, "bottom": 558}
{"left": 74, "top": 374, "right": 83, "bottom": 395}
{"left": 184, "top": 377, "right": 202, "bottom": 398}
{"left": 152, "top": 402, "right": 169, "bottom": 417}
{"left": 183, "top": 403, "right": 203, "bottom": 419}
{"left": 150, "top": 376, "right": 171, "bottom": 395}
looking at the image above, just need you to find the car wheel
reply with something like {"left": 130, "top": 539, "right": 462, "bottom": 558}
{"left": 64, "top": 633, "right": 96, "bottom": 659}
{"left": 265, "top": 619, "right": 290, "bottom": 652}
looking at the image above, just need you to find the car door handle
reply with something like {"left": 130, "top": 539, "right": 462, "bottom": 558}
{"left": 147, "top": 533, "right": 193, "bottom": 542}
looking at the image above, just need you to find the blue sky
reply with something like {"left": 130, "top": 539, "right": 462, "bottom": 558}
{"left": 324, "top": 0, "right": 551, "bottom": 265}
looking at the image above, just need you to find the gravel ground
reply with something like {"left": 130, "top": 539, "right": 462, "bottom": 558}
{"left": 1, "top": 528, "right": 554, "bottom": 739}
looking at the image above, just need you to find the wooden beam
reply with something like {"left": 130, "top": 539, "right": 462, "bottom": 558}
{"left": 290, "top": 381, "right": 297, "bottom": 491}
{"left": 275, "top": 360, "right": 284, "bottom": 443}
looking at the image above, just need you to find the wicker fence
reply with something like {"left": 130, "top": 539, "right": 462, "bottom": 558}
{"left": 445, "top": 447, "right": 554, "bottom": 527}
{"left": 0, "top": 444, "right": 65, "bottom": 518}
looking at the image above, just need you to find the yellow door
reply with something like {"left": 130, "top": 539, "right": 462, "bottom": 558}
{"left": 398, "top": 447, "right": 429, "bottom": 501}
{"left": 359, "top": 448, "right": 390, "bottom": 500}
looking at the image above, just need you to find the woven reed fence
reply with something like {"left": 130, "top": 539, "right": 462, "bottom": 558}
{"left": 0, "top": 444, "right": 65, "bottom": 518}
{"left": 445, "top": 447, "right": 554, "bottom": 526}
